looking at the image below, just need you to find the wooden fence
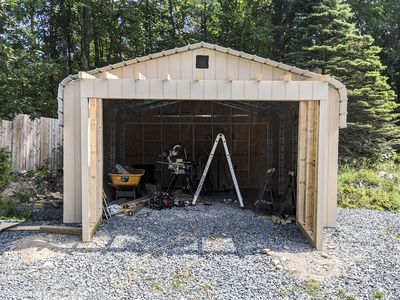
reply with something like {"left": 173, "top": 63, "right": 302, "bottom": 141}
{"left": 0, "top": 114, "right": 63, "bottom": 171}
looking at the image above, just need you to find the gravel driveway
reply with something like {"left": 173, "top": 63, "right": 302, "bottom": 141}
{"left": 0, "top": 203, "right": 399, "bottom": 300}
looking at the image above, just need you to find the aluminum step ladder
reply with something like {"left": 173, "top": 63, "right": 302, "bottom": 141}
{"left": 192, "top": 133, "right": 244, "bottom": 207}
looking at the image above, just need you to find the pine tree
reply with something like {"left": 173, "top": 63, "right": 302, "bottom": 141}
{"left": 284, "top": 0, "right": 399, "bottom": 166}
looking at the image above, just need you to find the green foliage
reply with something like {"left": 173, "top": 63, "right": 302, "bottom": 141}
{"left": 151, "top": 281, "right": 162, "bottom": 291}
{"left": 171, "top": 279, "right": 185, "bottom": 288}
{"left": 338, "top": 164, "right": 400, "bottom": 212}
{"left": 371, "top": 291, "right": 385, "bottom": 299}
{"left": 25, "top": 166, "right": 59, "bottom": 182}
{"left": 305, "top": 279, "right": 321, "bottom": 298}
{"left": 283, "top": 0, "right": 399, "bottom": 166}
{"left": 201, "top": 282, "right": 214, "bottom": 292}
{"left": 0, "top": 148, "right": 14, "bottom": 192}
{"left": 12, "top": 191, "right": 35, "bottom": 203}
{"left": 347, "top": 0, "right": 400, "bottom": 102}
{"left": 0, "top": 197, "right": 31, "bottom": 221}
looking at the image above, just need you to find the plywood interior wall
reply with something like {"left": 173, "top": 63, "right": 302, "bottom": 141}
{"left": 103, "top": 100, "right": 298, "bottom": 196}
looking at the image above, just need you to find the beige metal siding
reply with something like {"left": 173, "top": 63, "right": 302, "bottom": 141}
{"left": 325, "top": 87, "right": 340, "bottom": 227}
{"left": 63, "top": 81, "right": 82, "bottom": 223}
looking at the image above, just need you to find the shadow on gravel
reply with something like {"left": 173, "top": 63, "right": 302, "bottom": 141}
{"left": 1, "top": 203, "right": 315, "bottom": 258}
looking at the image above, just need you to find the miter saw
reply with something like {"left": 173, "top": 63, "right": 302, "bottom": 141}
{"left": 158, "top": 144, "right": 195, "bottom": 195}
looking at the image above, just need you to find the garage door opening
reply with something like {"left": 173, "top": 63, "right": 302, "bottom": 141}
{"left": 103, "top": 99, "right": 298, "bottom": 212}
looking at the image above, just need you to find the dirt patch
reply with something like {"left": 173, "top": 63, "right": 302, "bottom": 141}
{"left": 9, "top": 234, "right": 79, "bottom": 262}
{"left": 268, "top": 250, "right": 342, "bottom": 282}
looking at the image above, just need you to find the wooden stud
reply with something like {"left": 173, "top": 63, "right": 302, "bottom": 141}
{"left": 134, "top": 72, "right": 146, "bottom": 80}
{"left": 78, "top": 71, "right": 96, "bottom": 79}
{"left": 225, "top": 73, "right": 234, "bottom": 81}
{"left": 81, "top": 97, "right": 89, "bottom": 241}
{"left": 306, "top": 74, "right": 330, "bottom": 82}
{"left": 164, "top": 72, "right": 171, "bottom": 81}
{"left": 279, "top": 74, "right": 292, "bottom": 81}
{"left": 252, "top": 73, "right": 263, "bottom": 81}
{"left": 100, "top": 71, "right": 119, "bottom": 79}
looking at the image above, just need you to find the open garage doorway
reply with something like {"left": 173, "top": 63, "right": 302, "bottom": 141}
{"left": 103, "top": 99, "right": 298, "bottom": 212}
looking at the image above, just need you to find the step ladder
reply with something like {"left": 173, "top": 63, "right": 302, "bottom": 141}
{"left": 192, "top": 133, "right": 244, "bottom": 207}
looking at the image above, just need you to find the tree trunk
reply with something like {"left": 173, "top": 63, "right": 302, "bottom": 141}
{"left": 81, "top": 4, "right": 90, "bottom": 70}
{"left": 202, "top": 3, "right": 207, "bottom": 42}
{"left": 168, "top": 0, "right": 176, "bottom": 39}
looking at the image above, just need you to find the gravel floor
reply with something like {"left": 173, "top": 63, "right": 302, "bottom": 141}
{"left": 0, "top": 202, "right": 399, "bottom": 300}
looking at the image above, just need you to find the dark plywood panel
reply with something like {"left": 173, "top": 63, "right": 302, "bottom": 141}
{"left": 231, "top": 108, "right": 250, "bottom": 122}
{"left": 113, "top": 100, "right": 298, "bottom": 191}
{"left": 212, "top": 125, "right": 231, "bottom": 140}
{"left": 195, "top": 124, "right": 212, "bottom": 140}
{"left": 232, "top": 141, "right": 249, "bottom": 170}
{"left": 213, "top": 103, "right": 230, "bottom": 122}
{"left": 143, "top": 141, "right": 161, "bottom": 164}
{"left": 162, "top": 103, "right": 180, "bottom": 123}
{"left": 232, "top": 124, "right": 249, "bottom": 141}
{"left": 124, "top": 124, "right": 142, "bottom": 157}
{"left": 142, "top": 108, "right": 161, "bottom": 123}
{"left": 162, "top": 124, "right": 180, "bottom": 147}
{"left": 143, "top": 124, "right": 161, "bottom": 140}
{"left": 250, "top": 123, "right": 269, "bottom": 187}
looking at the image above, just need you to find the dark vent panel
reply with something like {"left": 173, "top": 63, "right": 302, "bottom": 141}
{"left": 196, "top": 55, "right": 209, "bottom": 69}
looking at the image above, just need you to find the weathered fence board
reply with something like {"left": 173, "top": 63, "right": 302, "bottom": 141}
{"left": 0, "top": 114, "right": 63, "bottom": 171}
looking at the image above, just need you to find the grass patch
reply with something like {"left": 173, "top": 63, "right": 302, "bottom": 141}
{"left": 338, "top": 163, "right": 400, "bottom": 212}
{"left": 151, "top": 281, "right": 162, "bottom": 291}
{"left": 336, "top": 289, "right": 356, "bottom": 300}
{"left": 201, "top": 282, "right": 213, "bottom": 292}
{"left": 305, "top": 279, "right": 321, "bottom": 298}
{"left": 171, "top": 279, "right": 186, "bottom": 288}
{"left": 0, "top": 197, "right": 31, "bottom": 221}
{"left": 371, "top": 291, "right": 385, "bottom": 299}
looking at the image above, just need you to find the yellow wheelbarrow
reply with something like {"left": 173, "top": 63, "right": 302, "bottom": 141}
{"left": 108, "top": 169, "right": 145, "bottom": 200}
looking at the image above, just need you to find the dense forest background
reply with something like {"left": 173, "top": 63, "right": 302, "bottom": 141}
{"left": 0, "top": 0, "right": 399, "bottom": 166}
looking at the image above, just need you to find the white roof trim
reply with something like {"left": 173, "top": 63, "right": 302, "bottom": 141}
{"left": 57, "top": 42, "right": 348, "bottom": 128}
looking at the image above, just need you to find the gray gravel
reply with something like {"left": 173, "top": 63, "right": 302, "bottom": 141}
{"left": 0, "top": 203, "right": 399, "bottom": 300}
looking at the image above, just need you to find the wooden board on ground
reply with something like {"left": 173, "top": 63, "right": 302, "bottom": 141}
{"left": 4, "top": 225, "right": 81, "bottom": 235}
{"left": 124, "top": 202, "right": 146, "bottom": 216}
{"left": 0, "top": 222, "right": 20, "bottom": 232}
{"left": 5, "top": 226, "right": 42, "bottom": 231}
{"left": 40, "top": 226, "right": 81, "bottom": 235}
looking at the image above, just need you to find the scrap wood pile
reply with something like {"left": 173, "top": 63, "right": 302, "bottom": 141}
{"left": 1, "top": 169, "right": 63, "bottom": 209}
{"left": 103, "top": 184, "right": 195, "bottom": 219}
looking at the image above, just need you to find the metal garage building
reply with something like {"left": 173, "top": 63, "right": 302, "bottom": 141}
{"left": 57, "top": 42, "right": 347, "bottom": 250}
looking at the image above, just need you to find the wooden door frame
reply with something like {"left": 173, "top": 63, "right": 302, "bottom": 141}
{"left": 78, "top": 78, "right": 329, "bottom": 247}
{"left": 296, "top": 100, "right": 327, "bottom": 250}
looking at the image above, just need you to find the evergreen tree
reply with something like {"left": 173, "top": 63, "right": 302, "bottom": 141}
{"left": 284, "top": 0, "right": 399, "bottom": 165}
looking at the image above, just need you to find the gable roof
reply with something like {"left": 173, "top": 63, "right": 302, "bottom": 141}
{"left": 58, "top": 42, "right": 347, "bottom": 127}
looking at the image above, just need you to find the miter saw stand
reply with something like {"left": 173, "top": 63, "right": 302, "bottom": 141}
{"left": 158, "top": 144, "right": 196, "bottom": 195}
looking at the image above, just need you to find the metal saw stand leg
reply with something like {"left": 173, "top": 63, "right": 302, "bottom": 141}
{"left": 254, "top": 168, "right": 275, "bottom": 213}
{"left": 192, "top": 133, "right": 244, "bottom": 207}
